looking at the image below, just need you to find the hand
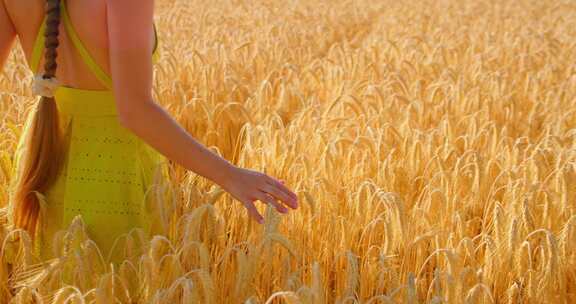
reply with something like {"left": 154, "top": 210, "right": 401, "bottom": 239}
{"left": 219, "top": 165, "right": 299, "bottom": 224}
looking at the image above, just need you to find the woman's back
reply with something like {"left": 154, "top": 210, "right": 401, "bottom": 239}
{"left": 4, "top": 0, "right": 166, "bottom": 265}
{"left": 3, "top": 0, "right": 155, "bottom": 90}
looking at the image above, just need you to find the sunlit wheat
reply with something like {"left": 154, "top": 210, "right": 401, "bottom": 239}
{"left": 0, "top": 0, "right": 575, "bottom": 302}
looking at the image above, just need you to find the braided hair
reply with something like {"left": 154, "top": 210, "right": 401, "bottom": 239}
{"left": 11, "top": 0, "right": 64, "bottom": 241}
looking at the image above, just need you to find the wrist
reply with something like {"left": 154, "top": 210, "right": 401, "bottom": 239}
{"left": 214, "top": 160, "right": 237, "bottom": 189}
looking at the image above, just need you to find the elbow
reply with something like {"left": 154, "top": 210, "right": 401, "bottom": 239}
{"left": 116, "top": 98, "right": 143, "bottom": 131}
{"left": 117, "top": 108, "right": 136, "bottom": 131}
{"left": 114, "top": 93, "right": 155, "bottom": 130}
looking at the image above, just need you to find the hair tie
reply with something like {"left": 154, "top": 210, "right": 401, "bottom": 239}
{"left": 33, "top": 74, "right": 60, "bottom": 98}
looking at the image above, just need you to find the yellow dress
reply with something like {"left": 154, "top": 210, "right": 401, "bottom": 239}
{"left": 7, "top": 1, "right": 170, "bottom": 265}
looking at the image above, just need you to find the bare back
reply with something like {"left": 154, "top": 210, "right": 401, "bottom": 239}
{"left": 3, "top": 0, "right": 155, "bottom": 90}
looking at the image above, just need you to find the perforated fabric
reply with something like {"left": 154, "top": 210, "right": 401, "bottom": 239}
{"left": 7, "top": 0, "right": 168, "bottom": 265}
{"left": 10, "top": 87, "right": 170, "bottom": 264}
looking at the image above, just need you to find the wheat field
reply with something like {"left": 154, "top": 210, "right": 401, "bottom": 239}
{"left": 0, "top": 0, "right": 575, "bottom": 303}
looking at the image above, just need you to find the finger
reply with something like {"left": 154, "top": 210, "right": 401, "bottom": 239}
{"left": 260, "top": 182, "right": 297, "bottom": 210}
{"left": 242, "top": 199, "right": 264, "bottom": 224}
{"left": 264, "top": 176, "right": 297, "bottom": 200}
{"left": 261, "top": 180, "right": 298, "bottom": 209}
{"left": 258, "top": 192, "right": 288, "bottom": 214}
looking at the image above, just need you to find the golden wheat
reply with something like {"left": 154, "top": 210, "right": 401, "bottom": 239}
{"left": 0, "top": 0, "right": 575, "bottom": 302}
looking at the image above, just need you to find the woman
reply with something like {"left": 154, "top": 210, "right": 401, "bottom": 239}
{"left": 0, "top": 0, "right": 298, "bottom": 263}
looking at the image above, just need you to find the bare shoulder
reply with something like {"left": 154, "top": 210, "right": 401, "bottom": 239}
{"left": 105, "top": 0, "right": 154, "bottom": 9}
{"left": 2, "top": 0, "right": 43, "bottom": 40}
{"left": 3, "top": 0, "right": 44, "bottom": 27}
{"left": 105, "top": 0, "right": 156, "bottom": 104}
{"left": 3, "top": 0, "right": 42, "bottom": 15}
{"left": 105, "top": 0, "right": 155, "bottom": 46}
{"left": 105, "top": 0, "right": 154, "bottom": 16}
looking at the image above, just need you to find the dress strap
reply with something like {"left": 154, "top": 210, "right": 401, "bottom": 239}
{"left": 60, "top": 0, "right": 113, "bottom": 90}
{"left": 29, "top": 1, "right": 160, "bottom": 91}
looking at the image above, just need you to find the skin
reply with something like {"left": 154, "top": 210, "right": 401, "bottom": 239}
{"left": 0, "top": 0, "right": 298, "bottom": 224}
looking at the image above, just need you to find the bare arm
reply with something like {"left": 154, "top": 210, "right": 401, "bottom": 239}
{"left": 106, "top": 0, "right": 298, "bottom": 223}
{"left": 0, "top": 0, "right": 16, "bottom": 70}
{"left": 107, "top": 0, "right": 235, "bottom": 186}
